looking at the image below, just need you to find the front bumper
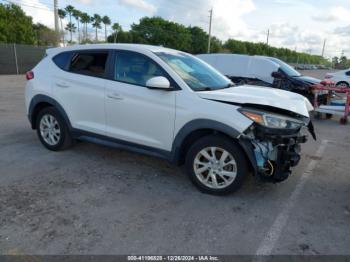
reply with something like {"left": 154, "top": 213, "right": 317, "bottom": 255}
{"left": 239, "top": 124, "right": 308, "bottom": 183}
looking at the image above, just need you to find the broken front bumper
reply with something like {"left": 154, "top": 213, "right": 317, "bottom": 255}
{"left": 239, "top": 124, "right": 309, "bottom": 183}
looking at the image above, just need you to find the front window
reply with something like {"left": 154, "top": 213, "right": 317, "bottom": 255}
{"left": 269, "top": 58, "right": 301, "bottom": 77}
{"left": 156, "top": 52, "right": 232, "bottom": 91}
{"left": 114, "top": 51, "right": 166, "bottom": 86}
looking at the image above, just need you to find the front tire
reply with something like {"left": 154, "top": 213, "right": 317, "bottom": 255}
{"left": 36, "top": 107, "right": 73, "bottom": 151}
{"left": 185, "top": 135, "right": 248, "bottom": 195}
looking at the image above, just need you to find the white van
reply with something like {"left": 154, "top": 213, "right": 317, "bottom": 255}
{"left": 197, "top": 54, "right": 327, "bottom": 104}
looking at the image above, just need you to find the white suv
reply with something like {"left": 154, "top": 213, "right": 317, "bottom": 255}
{"left": 25, "top": 44, "right": 315, "bottom": 195}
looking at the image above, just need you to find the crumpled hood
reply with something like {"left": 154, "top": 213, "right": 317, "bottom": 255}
{"left": 197, "top": 85, "right": 314, "bottom": 117}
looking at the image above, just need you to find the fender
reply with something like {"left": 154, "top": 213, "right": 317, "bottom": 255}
{"left": 171, "top": 120, "right": 238, "bottom": 160}
{"left": 170, "top": 119, "right": 257, "bottom": 172}
{"left": 28, "top": 94, "right": 72, "bottom": 130}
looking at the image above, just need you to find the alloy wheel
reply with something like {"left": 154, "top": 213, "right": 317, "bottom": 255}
{"left": 39, "top": 114, "right": 61, "bottom": 146}
{"left": 193, "top": 147, "right": 237, "bottom": 189}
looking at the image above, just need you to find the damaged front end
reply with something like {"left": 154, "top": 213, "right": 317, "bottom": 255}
{"left": 238, "top": 107, "right": 313, "bottom": 183}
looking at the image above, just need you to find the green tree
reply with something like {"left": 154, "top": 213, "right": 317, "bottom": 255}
{"left": 32, "top": 23, "right": 59, "bottom": 46}
{"left": 340, "top": 56, "right": 347, "bottom": 69}
{"left": 209, "top": 37, "right": 223, "bottom": 53}
{"left": 130, "top": 17, "right": 192, "bottom": 51}
{"left": 72, "top": 9, "right": 82, "bottom": 43}
{"left": 102, "top": 16, "right": 111, "bottom": 42}
{"left": 223, "top": 39, "right": 247, "bottom": 54}
{"left": 92, "top": 14, "right": 102, "bottom": 42}
{"left": 64, "top": 5, "right": 75, "bottom": 42}
{"left": 58, "top": 9, "right": 66, "bottom": 44}
{"left": 65, "top": 22, "right": 76, "bottom": 43}
{"left": 0, "top": 3, "right": 35, "bottom": 44}
{"left": 188, "top": 26, "right": 208, "bottom": 54}
{"left": 80, "top": 12, "right": 90, "bottom": 42}
{"left": 111, "top": 22, "right": 122, "bottom": 43}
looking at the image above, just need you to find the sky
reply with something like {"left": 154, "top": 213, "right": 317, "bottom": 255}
{"left": 9, "top": 0, "right": 350, "bottom": 58}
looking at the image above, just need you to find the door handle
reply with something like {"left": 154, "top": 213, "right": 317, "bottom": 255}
{"left": 107, "top": 93, "right": 123, "bottom": 100}
{"left": 56, "top": 82, "right": 70, "bottom": 88}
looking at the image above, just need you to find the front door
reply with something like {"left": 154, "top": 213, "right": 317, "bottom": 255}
{"left": 105, "top": 50, "right": 176, "bottom": 151}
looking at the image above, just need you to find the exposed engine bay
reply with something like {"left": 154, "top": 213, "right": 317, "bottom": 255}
{"left": 238, "top": 108, "right": 312, "bottom": 183}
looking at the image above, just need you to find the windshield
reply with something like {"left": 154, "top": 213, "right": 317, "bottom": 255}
{"left": 156, "top": 52, "right": 232, "bottom": 91}
{"left": 269, "top": 58, "right": 301, "bottom": 77}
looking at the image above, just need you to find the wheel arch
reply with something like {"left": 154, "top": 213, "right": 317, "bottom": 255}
{"left": 29, "top": 95, "right": 72, "bottom": 130}
{"left": 171, "top": 120, "right": 255, "bottom": 171}
{"left": 336, "top": 81, "right": 350, "bottom": 87}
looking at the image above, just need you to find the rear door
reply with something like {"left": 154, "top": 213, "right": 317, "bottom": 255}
{"left": 104, "top": 50, "right": 176, "bottom": 151}
{"left": 53, "top": 50, "right": 111, "bottom": 135}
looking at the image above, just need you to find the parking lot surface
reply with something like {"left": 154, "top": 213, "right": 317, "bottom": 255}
{"left": 0, "top": 74, "right": 349, "bottom": 255}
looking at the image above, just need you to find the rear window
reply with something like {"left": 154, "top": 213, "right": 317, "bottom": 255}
{"left": 69, "top": 52, "right": 108, "bottom": 78}
{"left": 52, "top": 52, "right": 72, "bottom": 70}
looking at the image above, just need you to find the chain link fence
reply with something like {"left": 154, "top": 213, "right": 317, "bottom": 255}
{"left": 0, "top": 43, "right": 48, "bottom": 75}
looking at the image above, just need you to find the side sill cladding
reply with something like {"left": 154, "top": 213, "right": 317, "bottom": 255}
{"left": 28, "top": 95, "right": 72, "bottom": 130}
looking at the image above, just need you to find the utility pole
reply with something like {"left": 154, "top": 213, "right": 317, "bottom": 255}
{"left": 266, "top": 29, "right": 270, "bottom": 46}
{"left": 207, "top": 8, "right": 213, "bottom": 54}
{"left": 321, "top": 39, "right": 326, "bottom": 57}
{"left": 54, "top": 0, "right": 59, "bottom": 46}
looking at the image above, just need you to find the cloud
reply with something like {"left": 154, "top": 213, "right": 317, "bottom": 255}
{"left": 334, "top": 25, "right": 350, "bottom": 36}
{"left": 155, "top": 0, "right": 256, "bottom": 40}
{"left": 19, "top": 0, "right": 55, "bottom": 28}
{"left": 257, "top": 23, "right": 325, "bottom": 55}
{"left": 74, "top": 0, "right": 93, "bottom": 4}
{"left": 312, "top": 6, "right": 350, "bottom": 22}
{"left": 118, "top": 0, "right": 157, "bottom": 14}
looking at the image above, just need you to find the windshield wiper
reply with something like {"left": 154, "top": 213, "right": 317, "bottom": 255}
{"left": 195, "top": 83, "right": 234, "bottom": 92}
{"left": 223, "top": 83, "right": 235, "bottom": 88}
{"left": 195, "top": 87, "right": 214, "bottom": 91}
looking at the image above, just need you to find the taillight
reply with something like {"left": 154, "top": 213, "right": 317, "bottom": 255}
{"left": 26, "top": 71, "right": 34, "bottom": 80}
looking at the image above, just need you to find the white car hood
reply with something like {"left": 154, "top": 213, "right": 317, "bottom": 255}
{"left": 197, "top": 85, "right": 314, "bottom": 117}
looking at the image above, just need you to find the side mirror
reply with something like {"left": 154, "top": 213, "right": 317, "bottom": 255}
{"left": 146, "top": 76, "right": 171, "bottom": 90}
{"left": 271, "top": 71, "right": 284, "bottom": 79}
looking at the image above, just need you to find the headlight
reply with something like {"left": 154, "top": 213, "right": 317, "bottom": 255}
{"left": 239, "top": 108, "right": 304, "bottom": 129}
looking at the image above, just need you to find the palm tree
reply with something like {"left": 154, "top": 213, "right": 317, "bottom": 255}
{"left": 64, "top": 5, "right": 75, "bottom": 42}
{"left": 102, "top": 16, "right": 111, "bottom": 42}
{"left": 58, "top": 9, "right": 66, "bottom": 45}
{"left": 92, "top": 14, "right": 102, "bottom": 43}
{"left": 112, "top": 23, "right": 122, "bottom": 43}
{"left": 80, "top": 12, "right": 90, "bottom": 42}
{"left": 72, "top": 9, "right": 82, "bottom": 44}
{"left": 65, "top": 22, "right": 76, "bottom": 43}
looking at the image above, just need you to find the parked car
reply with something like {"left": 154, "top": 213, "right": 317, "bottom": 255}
{"left": 325, "top": 69, "right": 350, "bottom": 88}
{"left": 25, "top": 44, "right": 314, "bottom": 195}
{"left": 197, "top": 54, "right": 328, "bottom": 104}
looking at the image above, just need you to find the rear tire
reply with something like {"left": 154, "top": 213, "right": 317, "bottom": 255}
{"left": 36, "top": 107, "right": 73, "bottom": 151}
{"left": 185, "top": 135, "right": 248, "bottom": 195}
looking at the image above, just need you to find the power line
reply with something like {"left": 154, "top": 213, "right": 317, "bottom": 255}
{"left": 1, "top": 0, "right": 53, "bottom": 11}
